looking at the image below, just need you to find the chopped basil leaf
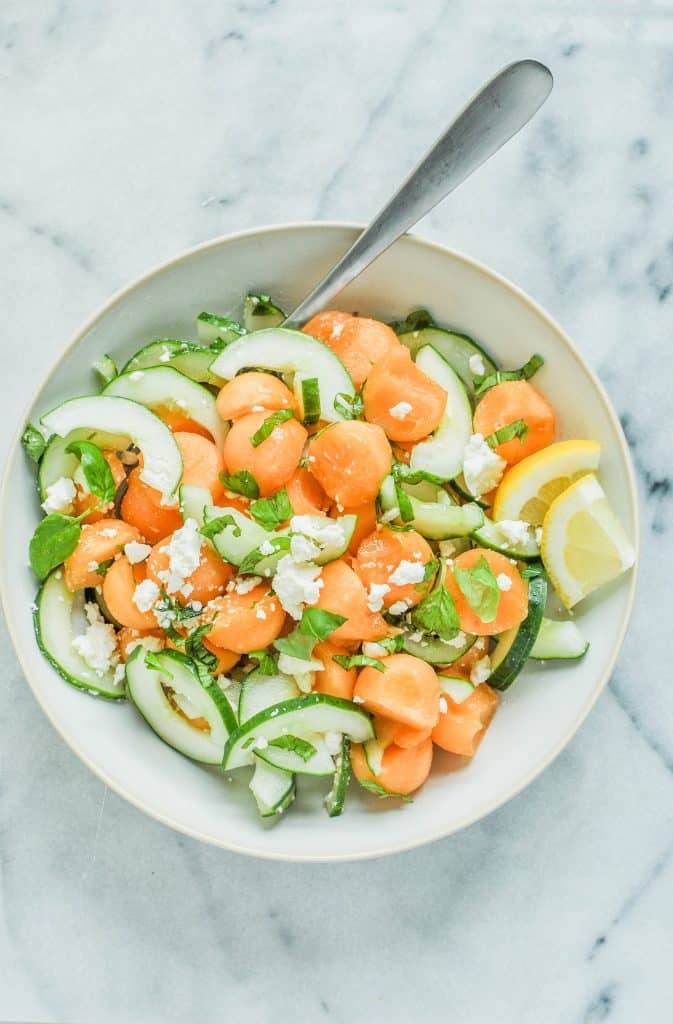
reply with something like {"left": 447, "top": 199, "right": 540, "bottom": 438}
{"left": 273, "top": 630, "right": 318, "bottom": 662}
{"left": 473, "top": 354, "right": 544, "bottom": 395}
{"left": 219, "top": 469, "right": 260, "bottom": 499}
{"left": 249, "top": 409, "right": 294, "bottom": 448}
{"left": 485, "top": 418, "right": 529, "bottom": 449}
{"left": 65, "top": 439, "right": 115, "bottom": 503}
{"left": 392, "top": 462, "right": 447, "bottom": 487}
{"left": 453, "top": 555, "right": 501, "bottom": 623}
{"left": 267, "top": 735, "right": 317, "bottom": 762}
{"left": 358, "top": 779, "right": 413, "bottom": 802}
{"left": 249, "top": 649, "right": 277, "bottom": 675}
{"left": 333, "top": 654, "right": 385, "bottom": 672}
{"left": 249, "top": 487, "right": 293, "bottom": 530}
{"left": 409, "top": 561, "right": 460, "bottom": 640}
{"left": 184, "top": 622, "right": 217, "bottom": 671}
{"left": 29, "top": 513, "right": 82, "bottom": 581}
{"left": 239, "top": 535, "right": 290, "bottom": 574}
{"left": 376, "top": 634, "right": 406, "bottom": 654}
{"left": 521, "top": 562, "right": 545, "bottom": 579}
{"left": 299, "top": 607, "right": 346, "bottom": 641}
{"left": 333, "top": 391, "right": 364, "bottom": 420}
{"left": 395, "top": 481, "right": 415, "bottom": 523}
{"left": 388, "top": 308, "right": 436, "bottom": 335}
{"left": 199, "top": 514, "right": 242, "bottom": 540}
{"left": 21, "top": 423, "right": 47, "bottom": 463}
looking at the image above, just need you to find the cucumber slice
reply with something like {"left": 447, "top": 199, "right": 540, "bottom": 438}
{"left": 123, "top": 340, "right": 223, "bottom": 385}
{"left": 398, "top": 326, "right": 496, "bottom": 393}
{"left": 364, "top": 733, "right": 386, "bottom": 776}
{"left": 126, "top": 648, "right": 236, "bottom": 763}
{"left": 244, "top": 294, "right": 286, "bottom": 332}
{"left": 530, "top": 618, "right": 589, "bottom": 660}
{"left": 488, "top": 571, "right": 547, "bottom": 691}
{"left": 410, "top": 345, "right": 473, "bottom": 481}
{"left": 449, "top": 474, "right": 490, "bottom": 509}
{"left": 325, "top": 735, "right": 351, "bottom": 817}
{"left": 379, "top": 476, "right": 483, "bottom": 539}
{"left": 103, "top": 366, "right": 227, "bottom": 449}
{"left": 34, "top": 571, "right": 125, "bottom": 700}
{"left": 179, "top": 484, "right": 212, "bottom": 527}
{"left": 202, "top": 505, "right": 271, "bottom": 566}
{"left": 210, "top": 327, "right": 355, "bottom": 423}
{"left": 249, "top": 758, "right": 295, "bottom": 817}
{"left": 256, "top": 733, "right": 335, "bottom": 776}
{"left": 40, "top": 396, "right": 182, "bottom": 502}
{"left": 222, "top": 693, "right": 374, "bottom": 770}
{"left": 93, "top": 353, "right": 117, "bottom": 386}
{"left": 401, "top": 629, "right": 476, "bottom": 665}
{"left": 238, "top": 671, "right": 300, "bottom": 723}
{"left": 471, "top": 517, "right": 540, "bottom": 561}
{"left": 196, "top": 312, "right": 247, "bottom": 346}
{"left": 439, "top": 676, "right": 476, "bottom": 703}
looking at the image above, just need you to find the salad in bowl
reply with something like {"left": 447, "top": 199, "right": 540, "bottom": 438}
{"left": 21, "top": 293, "right": 635, "bottom": 821}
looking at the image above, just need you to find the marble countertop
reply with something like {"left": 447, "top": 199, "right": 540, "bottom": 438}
{"left": 1, "top": 2, "right": 672, "bottom": 1021}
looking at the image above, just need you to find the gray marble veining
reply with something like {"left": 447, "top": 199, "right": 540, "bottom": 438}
{"left": 1, "top": 1, "right": 672, "bottom": 1021}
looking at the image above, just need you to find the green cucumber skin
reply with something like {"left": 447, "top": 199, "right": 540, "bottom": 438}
{"left": 398, "top": 326, "right": 497, "bottom": 393}
{"left": 488, "top": 572, "right": 548, "bottom": 691}
{"left": 401, "top": 631, "right": 476, "bottom": 665}
{"left": 325, "top": 736, "right": 352, "bottom": 818}
{"left": 529, "top": 619, "right": 589, "bottom": 660}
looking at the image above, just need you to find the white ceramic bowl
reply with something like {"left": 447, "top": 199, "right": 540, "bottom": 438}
{"left": 0, "top": 223, "right": 638, "bottom": 861}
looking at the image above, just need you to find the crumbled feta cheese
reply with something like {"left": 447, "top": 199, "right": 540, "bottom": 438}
{"left": 379, "top": 506, "right": 400, "bottom": 524}
{"left": 468, "top": 353, "right": 486, "bottom": 376}
{"left": 133, "top": 579, "right": 160, "bottom": 613}
{"left": 101, "top": 527, "right": 118, "bottom": 538}
{"left": 255, "top": 607, "right": 267, "bottom": 620}
{"left": 124, "top": 541, "right": 152, "bottom": 564}
{"left": 259, "top": 539, "right": 276, "bottom": 556}
{"left": 87, "top": 561, "right": 99, "bottom": 573}
{"left": 158, "top": 518, "right": 202, "bottom": 594}
{"left": 253, "top": 736, "right": 269, "bottom": 751}
{"left": 159, "top": 350, "right": 171, "bottom": 363}
{"left": 470, "top": 656, "right": 492, "bottom": 685}
{"left": 113, "top": 663, "right": 126, "bottom": 685}
{"left": 234, "top": 575, "right": 261, "bottom": 595}
{"left": 388, "top": 601, "right": 409, "bottom": 616}
{"left": 362, "top": 641, "right": 387, "bottom": 658}
{"left": 290, "top": 515, "right": 346, "bottom": 552}
{"left": 273, "top": 556, "right": 323, "bottom": 619}
{"left": 129, "top": 370, "right": 144, "bottom": 381}
{"left": 71, "top": 602, "right": 119, "bottom": 677}
{"left": 352, "top": 695, "right": 364, "bottom": 704}
{"left": 324, "top": 731, "right": 343, "bottom": 755}
{"left": 366, "top": 582, "right": 390, "bottom": 613}
{"left": 439, "top": 697, "right": 448, "bottom": 714}
{"left": 290, "top": 533, "right": 321, "bottom": 563}
{"left": 497, "top": 519, "right": 534, "bottom": 547}
{"left": 189, "top": 600, "right": 203, "bottom": 612}
{"left": 389, "top": 401, "right": 413, "bottom": 420}
{"left": 496, "top": 572, "right": 513, "bottom": 592}
{"left": 447, "top": 630, "right": 467, "bottom": 648}
{"left": 331, "top": 321, "right": 345, "bottom": 339}
{"left": 463, "top": 434, "right": 506, "bottom": 498}
{"left": 41, "top": 476, "right": 76, "bottom": 515}
{"left": 388, "top": 559, "right": 426, "bottom": 586}
{"left": 251, "top": 405, "right": 265, "bottom": 412}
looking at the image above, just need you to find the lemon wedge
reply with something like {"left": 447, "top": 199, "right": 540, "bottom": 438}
{"left": 493, "top": 439, "right": 601, "bottom": 525}
{"left": 541, "top": 473, "right": 635, "bottom": 608}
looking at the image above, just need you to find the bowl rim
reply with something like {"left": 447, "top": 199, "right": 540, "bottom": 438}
{"left": 0, "top": 220, "right": 640, "bottom": 862}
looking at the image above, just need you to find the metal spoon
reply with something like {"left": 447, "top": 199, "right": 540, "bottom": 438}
{"left": 284, "top": 59, "right": 553, "bottom": 326}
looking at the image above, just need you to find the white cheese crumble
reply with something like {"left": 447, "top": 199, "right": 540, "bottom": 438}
{"left": 352, "top": 695, "right": 364, "bottom": 704}
{"left": 255, "top": 607, "right": 267, "bottom": 620}
{"left": 101, "top": 527, "right": 118, "bottom": 538}
{"left": 470, "top": 656, "right": 492, "bottom": 685}
{"left": 258, "top": 539, "right": 276, "bottom": 556}
{"left": 71, "top": 602, "right": 120, "bottom": 677}
{"left": 253, "top": 736, "right": 269, "bottom": 751}
{"left": 496, "top": 572, "right": 513, "bottom": 592}
{"left": 124, "top": 541, "right": 152, "bottom": 564}
{"left": 324, "top": 731, "right": 343, "bottom": 755}
{"left": 233, "top": 575, "right": 261, "bottom": 595}
{"left": 331, "top": 321, "right": 345, "bottom": 339}
{"left": 388, "top": 600, "right": 409, "bottom": 616}
{"left": 290, "top": 515, "right": 346, "bottom": 552}
{"left": 447, "top": 630, "right": 468, "bottom": 648}
{"left": 362, "top": 641, "right": 387, "bottom": 658}
{"left": 251, "top": 405, "right": 265, "bottom": 412}
{"left": 273, "top": 556, "right": 323, "bottom": 619}
{"left": 463, "top": 433, "right": 506, "bottom": 498}
{"left": 129, "top": 370, "right": 144, "bottom": 381}
{"left": 497, "top": 519, "right": 534, "bottom": 547}
{"left": 290, "top": 533, "right": 321, "bottom": 563}
{"left": 133, "top": 579, "right": 160, "bottom": 613}
{"left": 389, "top": 401, "right": 413, "bottom": 420}
{"left": 468, "top": 353, "right": 486, "bottom": 376}
{"left": 388, "top": 559, "right": 426, "bottom": 586}
{"left": 157, "top": 518, "right": 202, "bottom": 595}
{"left": 87, "top": 561, "right": 99, "bottom": 573}
{"left": 366, "top": 582, "right": 390, "bottom": 613}
{"left": 41, "top": 476, "right": 76, "bottom": 515}
{"left": 439, "top": 697, "right": 448, "bottom": 714}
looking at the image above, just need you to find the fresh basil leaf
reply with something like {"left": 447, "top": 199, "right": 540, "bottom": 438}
{"left": 249, "top": 487, "right": 293, "bottom": 530}
{"left": 358, "top": 779, "right": 413, "bottom": 802}
{"left": 388, "top": 308, "right": 436, "bottom": 335}
{"left": 267, "top": 735, "right": 317, "bottom": 762}
{"left": 154, "top": 590, "right": 202, "bottom": 628}
{"left": 333, "top": 391, "right": 364, "bottom": 420}
{"left": 299, "top": 607, "right": 347, "bottom": 641}
{"left": 249, "top": 408, "right": 294, "bottom": 448}
{"left": 301, "top": 377, "right": 321, "bottom": 424}
{"left": 394, "top": 481, "right": 415, "bottom": 523}
{"left": 420, "top": 558, "right": 439, "bottom": 584}
{"left": 246, "top": 293, "right": 284, "bottom": 320}
{"left": 521, "top": 562, "right": 545, "bottom": 579}
{"left": 453, "top": 555, "right": 501, "bottom": 623}
{"left": 21, "top": 424, "right": 47, "bottom": 463}
{"left": 249, "top": 649, "right": 277, "bottom": 675}
{"left": 485, "top": 418, "right": 529, "bottom": 449}
{"left": 29, "top": 514, "right": 82, "bottom": 581}
{"left": 474, "top": 354, "right": 544, "bottom": 395}
{"left": 199, "top": 514, "right": 241, "bottom": 540}
{"left": 219, "top": 469, "right": 259, "bottom": 499}
{"left": 392, "top": 462, "right": 447, "bottom": 487}
{"left": 65, "top": 440, "right": 115, "bottom": 503}
{"left": 376, "top": 634, "right": 405, "bottom": 654}
{"left": 184, "top": 622, "right": 217, "bottom": 671}
{"left": 273, "top": 630, "right": 318, "bottom": 662}
{"left": 409, "top": 562, "right": 460, "bottom": 640}
{"left": 96, "top": 557, "right": 114, "bottom": 577}
{"left": 145, "top": 650, "right": 172, "bottom": 678}
{"left": 333, "top": 654, "right": 385, "bottom": 672}
{"left": 238, "top": 535, "right": 290, "bottom": 574}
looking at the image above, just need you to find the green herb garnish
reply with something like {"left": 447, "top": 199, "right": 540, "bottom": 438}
{"left": 249, "top": 409, "right": 294, "bottom": 448}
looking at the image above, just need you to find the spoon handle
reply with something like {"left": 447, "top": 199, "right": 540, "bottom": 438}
{"left": 285, "top": 59, "right": 552, "bottom": 327}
